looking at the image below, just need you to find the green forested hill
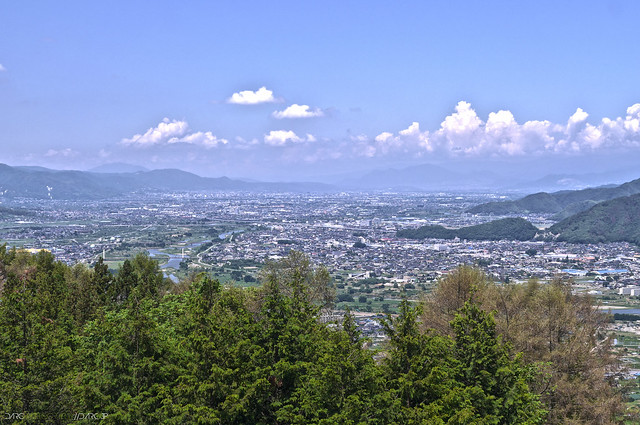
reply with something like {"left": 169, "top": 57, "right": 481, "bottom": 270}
{"left": 468, "top": 176, "right": 640, "bottom": 216}
{"left": 397, "top": 217, "right": 539, "bottom": 241}
{"left": 548, "top": 192, "right": 640, "bottom": 244}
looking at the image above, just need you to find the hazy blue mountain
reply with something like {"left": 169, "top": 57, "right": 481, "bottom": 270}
{"left": 0, "top": 164, "right": 122, "bottom": 199}
{"left": 88, "top": 163, "right": 149, "bottom": 173}
{"left": 14, "top": 165, "right": 56, "bottom": 172}
{"left": 507, "top": 167, "right": 640, "bottom": 193}
{"left": 468, "top": 177, "right": 640, "bottom": 217}
{"left": 341, "top": 163, "right": 503, "bottom": 191}
{"left": 0, "top": 163, "right": 335, "bottom": 199}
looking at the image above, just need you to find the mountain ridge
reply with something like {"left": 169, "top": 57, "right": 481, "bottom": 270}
{"left": 0, "top": 163, "right": 335, "bottom": 199}
{"left": 467, "top": 177, "right": 640, "bottom": 217}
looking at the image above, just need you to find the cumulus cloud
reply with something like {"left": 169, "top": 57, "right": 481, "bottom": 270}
{"left": 121, "top": 118, "right": 227, "bottom": 148}
{"left": 228, "top": 86, "right": 276, "bottom": 105}
{"left": 121, "top": 118, "right": 189, "bottom": 146}
{"left": 374, "top": 101, "right": 640, "bottom": 159}
{"left": 272, "top": 104, "right": 324, "bottom": 119}
{"left": 366, "top": 122, "right": 431, "bottom": 157}
{"left": 264, "top": 130, "right": 315, "bottom": 146}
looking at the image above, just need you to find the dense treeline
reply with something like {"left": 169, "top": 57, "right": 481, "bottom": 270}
{"left": 0, "top": 248, "right": 624, "bottom": 424}
{"left": 397, "top": 217, "right": 538, "bottom": 241}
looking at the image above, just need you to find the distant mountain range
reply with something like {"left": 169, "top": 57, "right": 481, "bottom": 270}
{"left": 467, "top": 177, "right": 640, "bottom": 219}
{"left": 340, "top": 164, "right": 504, "bottom": 191}
{"left": 88, "top": 162, "right": 149, "bottom": 173}
{"left": 0, "top": 164, "right": 334, "bottom": 199}
{"left": 328, "top": 162, "right": 639, "bottom": 193}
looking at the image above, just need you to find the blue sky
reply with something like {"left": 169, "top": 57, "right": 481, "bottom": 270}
{"left": 1, "top": 1, "right": 639, "bottom": 181}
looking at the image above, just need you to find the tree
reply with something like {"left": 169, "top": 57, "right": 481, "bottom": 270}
{"left": 0, "top": 250, "right": 75, "bottom": 423}
{"left": 449, "top": 302, "right": 545, "bottom": 424}
{"left": 258, "top": 251, "right": 335, "bottom": 310}
{"left": 421, "top": 266, "right": 623, "bottom": 424}
{"left": 110, "top": 253, "right": 165, "bottom": 304}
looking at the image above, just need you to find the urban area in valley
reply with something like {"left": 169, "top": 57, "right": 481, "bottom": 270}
{"left": 2, "top": 191, "right": 640, "bottom": 309}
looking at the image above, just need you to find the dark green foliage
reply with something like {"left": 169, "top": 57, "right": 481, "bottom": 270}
{"left": 381, "top": 299, "right": 545, "bottom": 424}
{"left": 613, "top": 313, "right": 640, "bottom": 321}
{"left": 397, "top": 217, "right": 538, "bottom": 241}
{"left": 0, "top": 250, "right": 595, "bottom": 424}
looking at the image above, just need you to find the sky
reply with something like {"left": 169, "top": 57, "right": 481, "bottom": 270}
{"left": 1, "top": 1, "right": 639, "bottom": 182}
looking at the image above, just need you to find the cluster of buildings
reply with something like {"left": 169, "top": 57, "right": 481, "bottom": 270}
{"left": 0, "top": 192, "right": 639, "bottom": 292}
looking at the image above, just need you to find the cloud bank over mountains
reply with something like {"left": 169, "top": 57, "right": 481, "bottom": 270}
{"left": 23, "top": 88, "right": 640, "bottom": 179}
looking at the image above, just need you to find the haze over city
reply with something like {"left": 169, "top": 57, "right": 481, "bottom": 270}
{"left": 1, "top": 1, "right": 639, "bottom": 182}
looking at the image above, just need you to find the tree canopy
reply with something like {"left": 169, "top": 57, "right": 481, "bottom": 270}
{"left": 0, "top": 249, "right": 622, "bottom": 423}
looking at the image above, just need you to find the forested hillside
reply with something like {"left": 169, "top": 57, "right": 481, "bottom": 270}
{"left": 0, "top": 248, "right": 624, "bottom": 424}
{"left": 547, "top": 193, "right": 640, "bottom": 245}
{"left": 396, "top": 217, "right": 539, "bottom": 241}
{"left": 467, "top": 176, "right": 640, "bottom": 217}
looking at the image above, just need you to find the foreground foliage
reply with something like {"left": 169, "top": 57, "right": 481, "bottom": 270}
{"left": 422, "top": 266, "right": 624, "bottom": 424}
{"left": 0, "top": 248, "right": 619, "bottom": 423}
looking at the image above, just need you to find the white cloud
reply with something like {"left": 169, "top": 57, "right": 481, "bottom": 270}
{"left": 45, "top": 148, "right": 78, "bottom": 157}
{"left": 264, "top": 130, "right": 316, "bottom": 146}
{"left": 0, "top": 64, "right": 6, "bottom": 72}
{"left": 272, "top": 104, "right": 324, "bottom": 119}
{"left": 434, "top": 101, "right": 484, "bottom": 154}
{"left": 121, "top": 118, "right": 227, "bottom": 149}
{"left": 371, "top": 102, "right": 640, "bottom": 159}
{"left": 365, "top": 122, "right": 431, "bottom": 157}
{"left": 228, "top": 86, "right": 276, "bottom": 105}
{"left": 264, "top": 130, "right": 302, "bottom": 146}
{"left": 121, "top": 118, "right": 189, "bottom": 146}
{"left": 179, "top": 131, "right": 228, "bottom": 148}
